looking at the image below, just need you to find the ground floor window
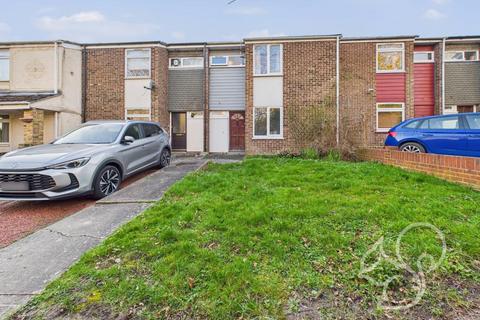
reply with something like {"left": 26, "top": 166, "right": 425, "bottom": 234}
{"left": 376, "top": 103, "right": 404, "bottom": 132}
{"left": 0, "top": 115, "right": 9, "bottom": 143}
{"left": 125, "top": 108, "right": 151, "bottom": 121}
{"left": 253, "top": 107, "right": 283, "bottom": 138}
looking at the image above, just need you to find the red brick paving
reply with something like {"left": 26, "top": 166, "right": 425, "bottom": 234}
{"left": 0, "top": 169, "right": 158, "bottom": 248}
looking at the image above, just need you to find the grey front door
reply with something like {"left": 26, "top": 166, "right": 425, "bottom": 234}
{"left": 172, "top": 112, "right": 187, "bottom": 150}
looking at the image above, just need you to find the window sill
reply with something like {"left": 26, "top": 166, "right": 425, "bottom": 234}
{"left": 376, "top": 70, "right": 406, "bottom": 74}
{"left": 125, "top": 76, "right": 151, "bottom": 80}
{"left": 375, "top": 130, "right": 389, "bottom": 133}
{"left": 252, "top": 136, "right": 284, "bottom": 140}
{"left": 445, "top": 60, "right": 480, "bottom": 63}
{"left": 253, "top": 73, "right": 283, "bottom": 78}
{"left": 168, "top": 67, "right": 204, "bottom": 70}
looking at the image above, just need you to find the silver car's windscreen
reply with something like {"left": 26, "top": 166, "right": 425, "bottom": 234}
{"left": 54, "top": 124, "right": 124, "bottom": 144}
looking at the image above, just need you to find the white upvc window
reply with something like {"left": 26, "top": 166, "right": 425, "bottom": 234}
{"left": 210, "top": 55, "right": 245, "bottom": 67}
{"left": 125, "top": 49, "right": 151, "bottom": 78}
{"left": 0, "top": 115, "right": 10, "bottom": 143}
{"left": 0, "top": 50, "right": 9, "bottom": 81}
{"left": 253, "top": 106, "right": 283, "bottom": 138}
{"left": 376, "top": 103, "right": 405, "bottom": 132}
{"left": 169, "top": 57, "right": 204, "bottom": 69}
{"left": 253, "top": 44, "right": 283, "bottom": 76}
{"left": 376, "top": 43, "right": 405, "bottom": 73}
{"left": 445, "top": 50, "right": 479, "bottom": 62}
{"left": 414, "top": 51, "right": 435, "bottom": 63}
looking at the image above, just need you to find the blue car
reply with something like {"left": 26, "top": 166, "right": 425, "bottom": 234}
{"left": 385, "top": 113, "right": 480, "bottom": 157}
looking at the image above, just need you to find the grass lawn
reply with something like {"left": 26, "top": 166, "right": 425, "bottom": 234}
{"left": 14, "top": 158, "right": 480, "bottom": 319}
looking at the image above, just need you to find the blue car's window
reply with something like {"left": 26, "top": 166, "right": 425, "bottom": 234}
{"left": 465, "top": 114, "right": 480, "bottom": 129}
{"left": 425, "top": 116, "right": 460, "bottom": 130}
{"left": 419, "top": 120, "right": 429, "bottom": 129}
{"left": 403, "top": 120, "right": 421, "bottom": 129}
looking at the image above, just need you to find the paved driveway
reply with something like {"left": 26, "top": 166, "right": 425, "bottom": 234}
{"left": 0, "top": 158, "right": 208, "bottom": 319}
{"left": 0, "top": 169, "right": 157, "bottom": 249}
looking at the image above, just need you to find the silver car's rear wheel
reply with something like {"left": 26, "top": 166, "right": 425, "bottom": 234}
{"left": 92, "top": 165, "right": 121, "bottom": 199}
{"left": 400, "top": 142, "right": 425, "bottom": 153}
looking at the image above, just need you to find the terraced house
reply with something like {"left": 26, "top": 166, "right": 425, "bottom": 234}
{"left": 0, "top": 40, "right": 83, "bottom": 153}
{"left": 1, "top": 34, "right": 479, "bottom": 155}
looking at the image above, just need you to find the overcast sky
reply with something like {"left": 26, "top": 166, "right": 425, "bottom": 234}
{"left": 0, "top": 0, "right": 477, "bottom": 43}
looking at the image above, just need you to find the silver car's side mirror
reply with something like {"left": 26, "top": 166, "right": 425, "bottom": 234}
{"left": 122, "top": 136, "right": 135, "bottom": 144}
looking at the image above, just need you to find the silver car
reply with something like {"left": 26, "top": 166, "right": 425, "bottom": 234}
{"left": 0, "top": 120, "right": 171, "bottom": 201}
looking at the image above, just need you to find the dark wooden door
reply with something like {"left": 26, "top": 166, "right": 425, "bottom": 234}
{"left": 229, "top": 111, "right": 245, "bottom": 151}
{"left": 171, "top": 112, "right": 186, "bottom": 150}
{"left": 458, "top": 106, "right": 475, "bottom": 113}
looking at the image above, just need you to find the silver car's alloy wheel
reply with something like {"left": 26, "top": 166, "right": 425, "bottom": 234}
{"left": 401, "top": 145, "right": 422, "bottom": 153}
{"left": 99, "top": 168, "right": 120, "bottom": 195}
{"left": 160, "top": 149, "right": 171, "bottom": 168}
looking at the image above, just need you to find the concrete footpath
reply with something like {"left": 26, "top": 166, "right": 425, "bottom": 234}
{"left": 0, "top": 158, "right": 208, "bottom": 319}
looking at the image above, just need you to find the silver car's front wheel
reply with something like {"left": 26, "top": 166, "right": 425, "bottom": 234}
{"left": 92, "top": 165, "right": 121, "bottom": 199}
{"left": 159, "top": 148, "right": 171, "bottom": 168}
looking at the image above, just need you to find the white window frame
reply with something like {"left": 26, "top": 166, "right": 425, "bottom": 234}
{"left": 0, "top": 115, "right": 10, "bottom": 144}
{"left": 210, "top": 55, "right": 245, "bottom": 67}
{"left": 376, "top": 103, "right": 405, "bottom": 132}
{"left": 125, "top": 48, "right": 151, "bottom": 79}
{"left": 376, "top": 43, "right": 405, "bottom": 73}
{"left": 252, "top": 106, "right": 283, "bottom": 139}
{"left": 414, "top": 51, "right": 435, "bottom": 63}
{"left": 169, "top": 57, "right": 204, "bottom": 69}
{"left": 253, "top": 44, "right": 283, "bottom": 76}
{"left": 0, "top": 50, "right": 10, "bottom": 82}
{"left": 445, "top": 50, "right": 479, "bottom": 62}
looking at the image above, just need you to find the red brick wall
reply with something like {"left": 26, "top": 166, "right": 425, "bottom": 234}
{"left": 358, "top": 147, "right": 480, "bottom": 189}
{"left": 85, "top": 48, "right": 125, "bottom": 121}
{"left": 433, "top": 42, "right": 444, "bottom": 115}
{"left": 245, "top": 40, "right": 337, "bottom": 155}
{"left": 151, "top": 47, "right": 169, "bottom": 130}
{"left": 339, "top": 41, "right": 415, "bottom": 147}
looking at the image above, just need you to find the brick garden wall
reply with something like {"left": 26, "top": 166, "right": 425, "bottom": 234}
{"left": 245, "top": 39, "right": 337, "bottom": 155}
{"left": 358, "top": 147, "right": 480, "bottom": 189}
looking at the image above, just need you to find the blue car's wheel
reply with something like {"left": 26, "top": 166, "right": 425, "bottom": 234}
{"left": 400, "top": 142, "right": 425, "bottom": 153}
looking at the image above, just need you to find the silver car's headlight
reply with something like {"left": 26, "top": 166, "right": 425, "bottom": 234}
{"left": 47, "top": 157, "right": 90, "bottom": 170}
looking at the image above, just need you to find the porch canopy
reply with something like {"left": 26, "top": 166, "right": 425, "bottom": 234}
{"left": 0, "top": 91, "right": 62, "bottom": 150}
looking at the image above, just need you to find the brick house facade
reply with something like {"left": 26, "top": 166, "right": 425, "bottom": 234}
{"left": 339, "top": 38, "right": 416, "bottom": 147}
{"left": 245, "top": 38, "right": 338, "bottom": 154}
{"left": 84, "top": 43, "right": 169, "bottom": 130}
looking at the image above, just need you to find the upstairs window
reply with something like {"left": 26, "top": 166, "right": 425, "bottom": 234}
{"left": 377, "top": 43, "right": 405, "bottom": 72}
{"left": 0, "top": 50, "right": 9, "bottom": 81}
{"left": 169, "top": 57, "right": 204, "bottom": 69}
{"left": 414, "top": 51, "right": 434, "bottom": 63}
{"left": 125, "top": 49, "right": 151, "bottom": 78}
{"left": 445, "top": 50, "right": 479, "bottom": 62}
{"left": 254, "top": 44, "right": 282, "bottom": 76}
{"left": 0, "top": 115, "right": 9, "bottom": 143}
{"left": 210, "top": 55, "right": 245, "bottom": 67}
